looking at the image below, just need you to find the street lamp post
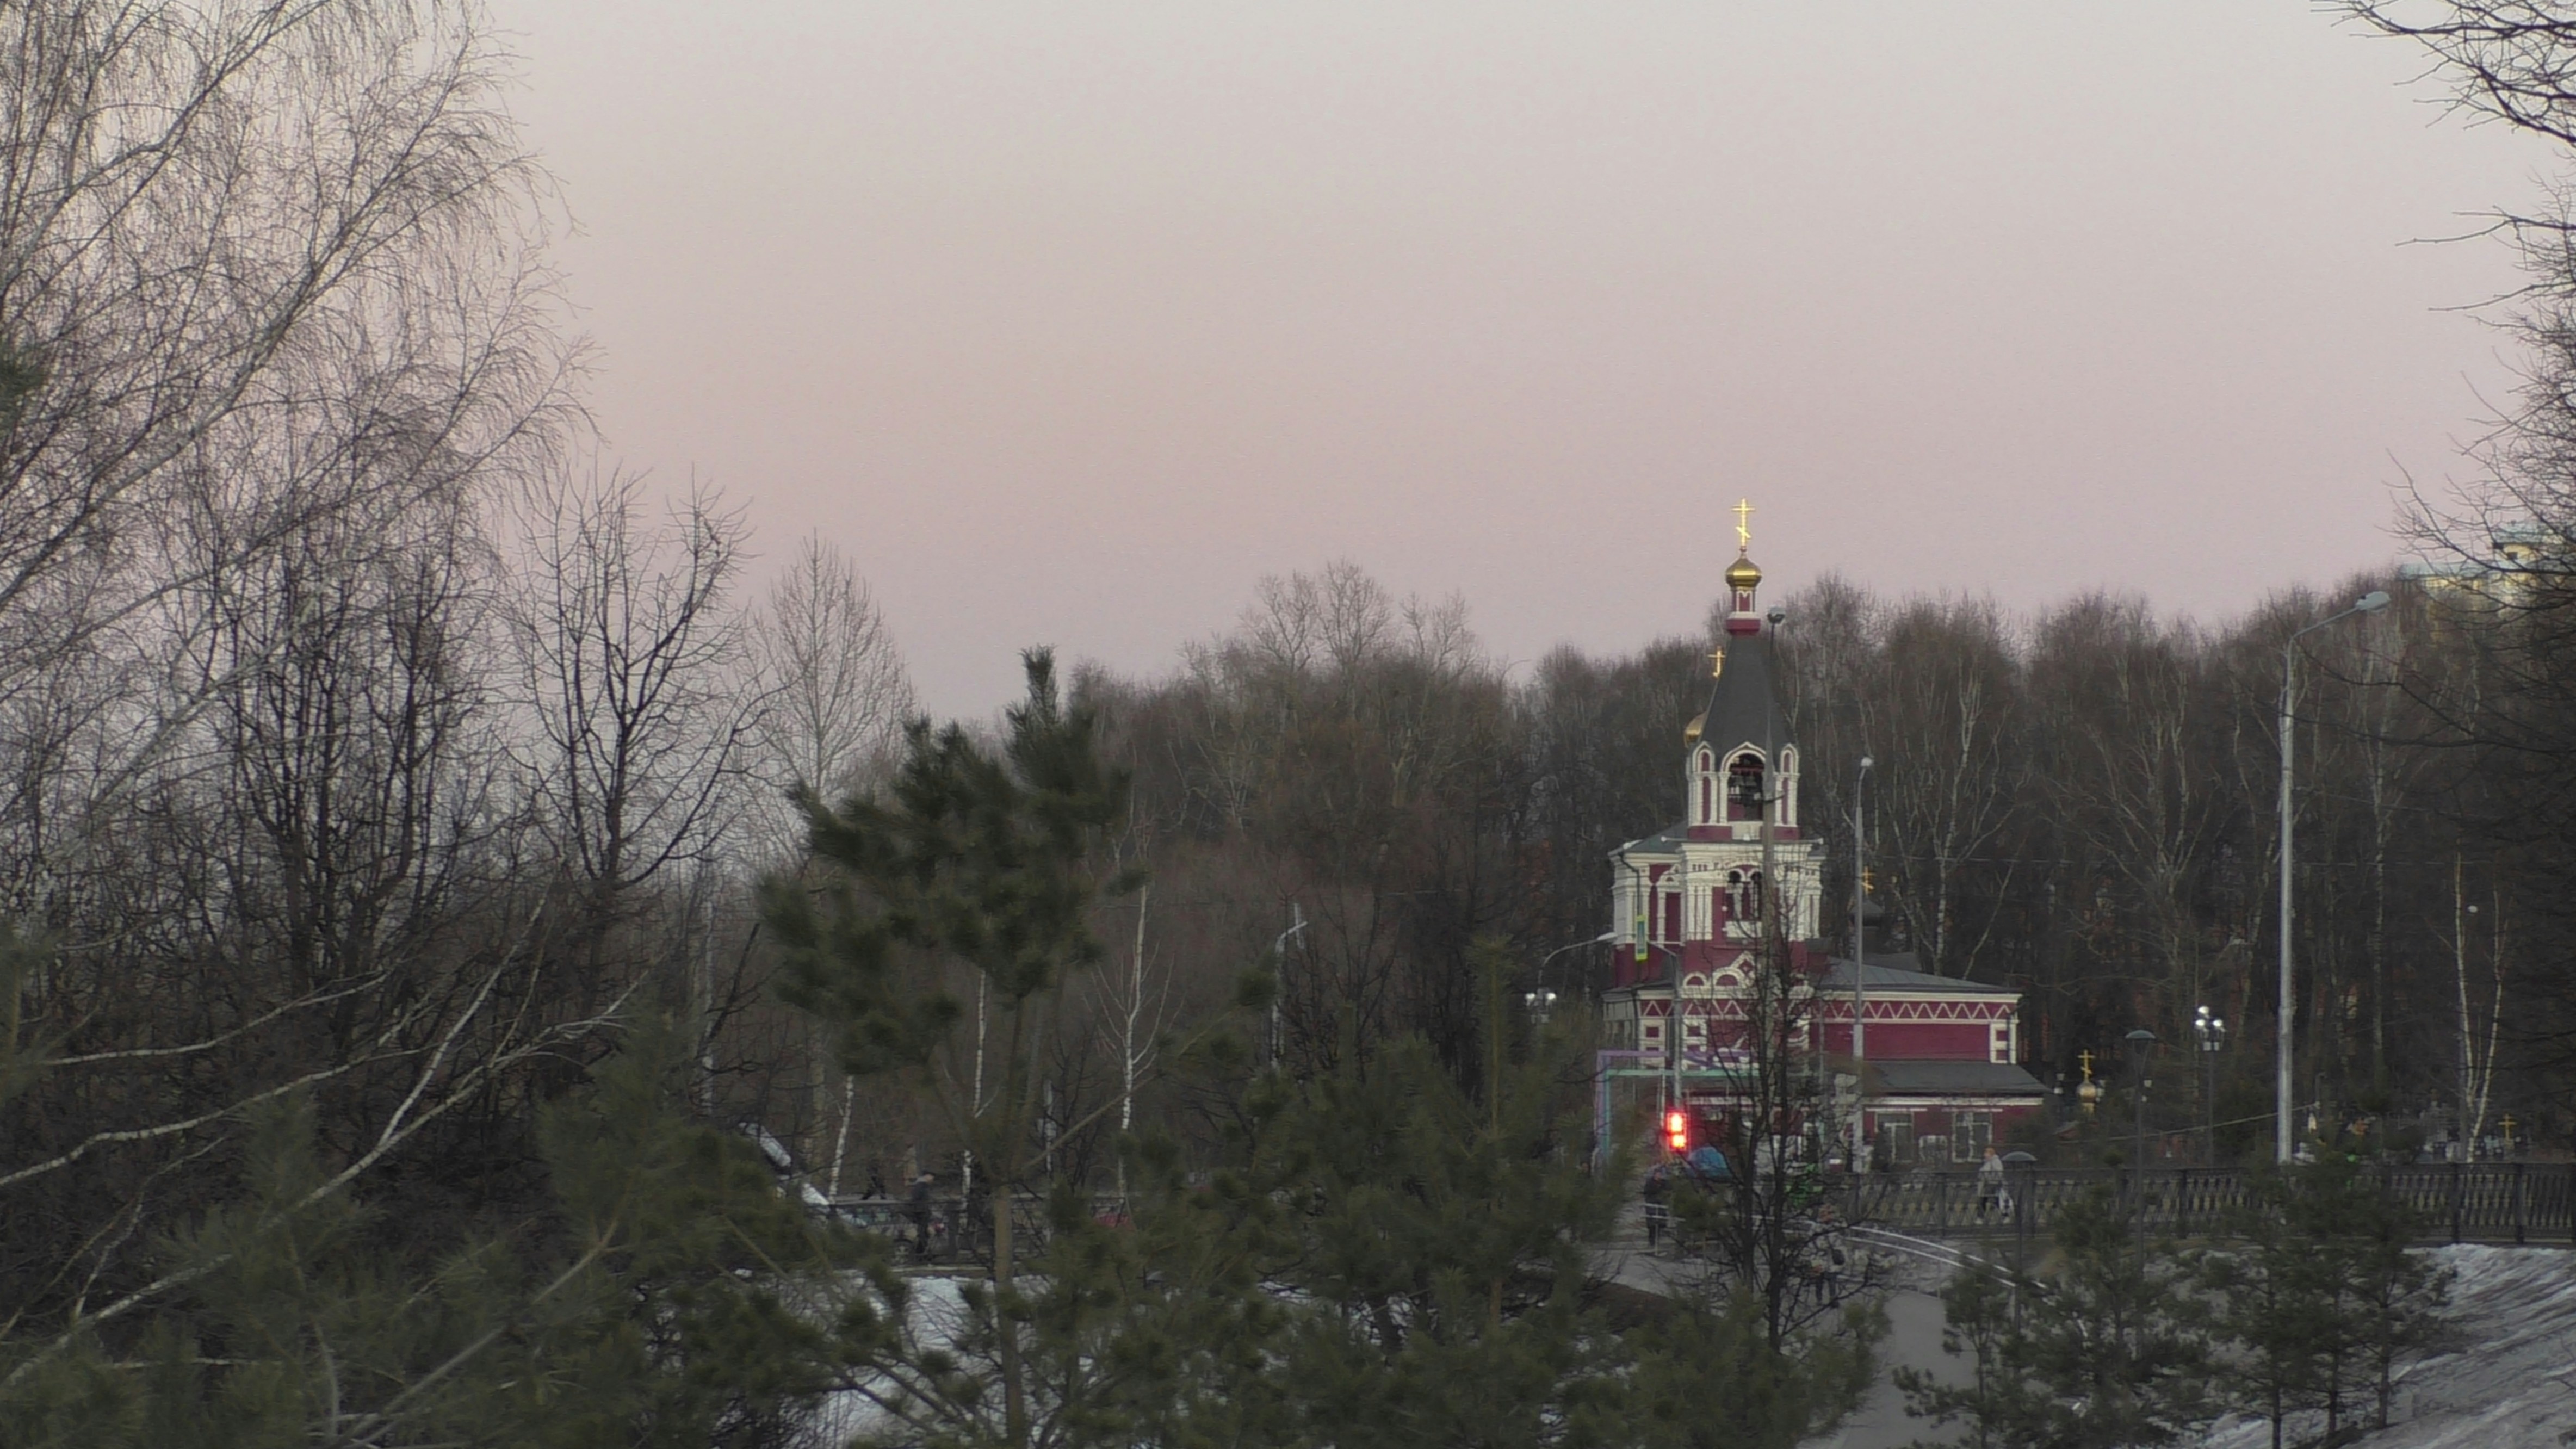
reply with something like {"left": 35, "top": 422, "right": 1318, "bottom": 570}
{"left": 2127, "top": 1027, "right": 2156, "bottom": 1251}
{"left": 2277, "top": 591, "right": 2389, "bottom": 1163}
{"left": 1852, "top": 754, "right": 1873, "bottom": 1173}
{"left": 2193, "top": 1006, "right": 2226, "bottom": 1165}
{"left": 1538, "top": 930, "right": 1615, "bottom": 1001}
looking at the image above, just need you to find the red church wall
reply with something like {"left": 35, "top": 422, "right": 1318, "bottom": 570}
{"left": 1850, "top": 1020, "right": 1990, "bottom": 1060}
{"left": 1812, "top": 1019, "right": 1992, "bottom": 1060}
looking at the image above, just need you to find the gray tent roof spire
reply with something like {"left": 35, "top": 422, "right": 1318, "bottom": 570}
{"left": 1695, "top": 627, "right": 1789, "bottom": 757}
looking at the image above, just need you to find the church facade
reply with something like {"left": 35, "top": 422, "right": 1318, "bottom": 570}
{"left": 1595, "top": 522, "right": 2046, "bottom": 1167}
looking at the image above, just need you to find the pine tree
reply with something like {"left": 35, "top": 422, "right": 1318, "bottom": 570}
{"left": 2325, "top": 1169, "right": 2450, "bottom": 1433}
{"left": 2206, "top": 1160, "right": 2453, "bottom": 1444}
{"left": 0, "top": 1014, "right": 869, "bottom": 1448}
{"left": 2202, "top": 1169, "right": 2339, "bottom": 1449}
{"left": 763, "top": 648, "right": 1153, "bottom": 1446}
{"left": 1899, "top": 1186, "right": 2214, "bottom": 1449}
{"left": 1249, "top": 1011, "right": 1875, "bottom": 1449}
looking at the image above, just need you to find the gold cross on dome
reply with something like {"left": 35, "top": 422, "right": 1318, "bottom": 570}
{"left": 1733, "top": 498, "right": 1755, "bottom": 552}
{"left": 2077, "top": 1049, "right": 2095, "bottom": 1084}
{"left": 1708, "top": 646, "right": 1724, "bottom": 679}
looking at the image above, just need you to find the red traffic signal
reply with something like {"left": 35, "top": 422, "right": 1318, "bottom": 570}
{"left": 1664, "top": 1109, "right": 1689, "bottom": 1154}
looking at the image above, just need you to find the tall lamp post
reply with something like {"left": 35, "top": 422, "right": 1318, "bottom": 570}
{"left": 2128, "top": 1027, "right": 2157, "bottom": 1255}
{"left": 1522, "top": 932, "right": 1608, "bottom": 1043}
{"left": 1852, "top": 754, "right": 1873, "bottom": 1172}
{"left": 2193, "top": 1006, "right": 2226, "bottom": 1165}
{"left": 1538, "top": 930, "right": 1615, "bottom": 1000}
{"left": 2277, "top": 591, "right": 2389, "bottom": 1162}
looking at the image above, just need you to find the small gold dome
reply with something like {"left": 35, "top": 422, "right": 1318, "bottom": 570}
{"left": 1725, "top": 553, "right": 1762, "bottom": 591}
{"left": 1683, "top": 711, "right": 1706, "bottom": 744}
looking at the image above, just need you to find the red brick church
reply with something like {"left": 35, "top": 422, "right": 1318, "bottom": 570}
{"left": 1595, "top": 519, "right": 2045, "bottom": 1167}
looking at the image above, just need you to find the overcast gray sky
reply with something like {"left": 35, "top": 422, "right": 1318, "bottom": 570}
{"left": 498, "top": 2, "right": 2552, "bottom": 716}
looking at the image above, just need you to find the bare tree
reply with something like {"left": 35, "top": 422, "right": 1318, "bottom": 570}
{"left": 747, "top": 534, "right": 916, "bottom": 862}
{"left": 511, "top": 467, "right": 755, "bottom": 913}
{"left": 2340, "top": 3, "right": 2576, "bottom": 146}
{"left": 0, "top": 0, "right": 572, "bottom": 843}
{"left": 0, "top": 0, "right": 608, "bottom": 1349}
{"left": 505, "top": 463, "right": 765, "bottom": 1132}
{"left": 1860, "top": 598, "right": 2024, "bottom": 976}
{"left": 2030, "top": 598, "right": 2225, "bottom": 1036}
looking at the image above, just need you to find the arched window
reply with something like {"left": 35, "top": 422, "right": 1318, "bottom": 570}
{"left": 1726, "top": 753, "right": 1764, "bottom": 819}
{"left": 1725, "top": 868, "right": 1765, "bottom": 927}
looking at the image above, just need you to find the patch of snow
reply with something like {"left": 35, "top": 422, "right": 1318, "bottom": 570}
{"left": 2201, "top": 1246, "right": 2576, "bottom": 1449}
{"left": 809, "top": 1274, "right": 971, "bottom": 1442}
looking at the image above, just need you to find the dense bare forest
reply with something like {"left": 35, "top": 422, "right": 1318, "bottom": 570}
{"left": 1058, "top": 549, "right": 2574, "bottom": 1157}
{"left": 5, "top": 0, "right": 2576, "bottom": 1442}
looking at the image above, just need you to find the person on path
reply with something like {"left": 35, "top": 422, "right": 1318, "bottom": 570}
{"left": 1976, "top": 1145, "right": 2005, "bottom": 1219}
{"left": 907, "top": 1172, "right": 935, "bottom": 1257}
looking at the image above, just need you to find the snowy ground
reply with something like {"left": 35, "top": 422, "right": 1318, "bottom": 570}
{"left": 2200, "top": 1245, "right": 2576, "bottom": 1449}
{"left": 1795, "top": 1241, "right": 2576, "bottom": 1449}
{"left": 820, "top": 1236, "right": 2572, "bottom": 1447}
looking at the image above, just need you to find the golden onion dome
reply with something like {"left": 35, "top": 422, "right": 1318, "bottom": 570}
{"left": 1725, "top": 553, "right": 1762, "bottom": 591}
{"left": 1683, "top": 711, "right": 1706, "bottom": 744}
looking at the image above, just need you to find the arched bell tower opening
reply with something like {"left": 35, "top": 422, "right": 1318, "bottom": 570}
{"left": 1726, "top": 752, "right": 1764, "bottom": 821}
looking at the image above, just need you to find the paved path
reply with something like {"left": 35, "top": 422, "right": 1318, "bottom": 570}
{"left": 1802, "top": 1288, "right": 1961, "bottom": 1449}
{"left": 1598, "top": 1210, "right": 1971, "bottom": 1449}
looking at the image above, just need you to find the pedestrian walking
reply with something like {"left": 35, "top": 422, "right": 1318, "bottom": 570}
{"left": 1975, "top": 1145, "right": 2005, "bottom": 1219}
{"left": 907, "top": 1172, "right": 934, "bottom": 1258}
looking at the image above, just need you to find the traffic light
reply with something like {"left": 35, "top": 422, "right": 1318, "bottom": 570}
{"left": 1665, "top": 1109, "right": 1689, "bottom": 1155}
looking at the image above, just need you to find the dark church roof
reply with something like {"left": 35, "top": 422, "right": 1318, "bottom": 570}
{"left": 1699, "top": 630, "right": 1791, "bottom": 757}
{"left": 1862, "top": 1060, "right": 2047, "bottom": 1098}
{"left": 1817, "top": 957, "right": 2018, "bottom": 996}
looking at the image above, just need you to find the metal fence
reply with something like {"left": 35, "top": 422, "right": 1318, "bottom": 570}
{"left": 1854, "top": 1162, "right": 2576, "bottom": 1245}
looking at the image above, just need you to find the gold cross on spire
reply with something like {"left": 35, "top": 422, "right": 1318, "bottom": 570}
{"left": 1708, "top": 646, "right": 1724, "bottom": 679}
{"left": 1733, "top": 498, "right": 1755, "bottom": 553}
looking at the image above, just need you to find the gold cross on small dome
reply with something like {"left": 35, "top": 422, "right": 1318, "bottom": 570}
{"left": 1733, "top": 498, "right": 1755, "bottom": 552}
{"left": 1708, "top": 646, "right": 1724, "bottom": 679}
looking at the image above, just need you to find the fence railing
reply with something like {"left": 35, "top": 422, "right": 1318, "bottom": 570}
{"left": 819, "top": 1191, "right": 1128, "bottom": 1266}
{"left": 1853, "top": 1162, "right": 2576, "bottom": 1245}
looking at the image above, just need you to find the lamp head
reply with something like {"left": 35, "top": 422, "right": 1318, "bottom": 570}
{"left": 1858, "top": 755, "right": 1874, "bottom": 772}
{"left": 1766, "top": 605, "right": 1787, "bottom": 626}
{"left": 2356, "top": 590, "right": 2391, "bottom": 614}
